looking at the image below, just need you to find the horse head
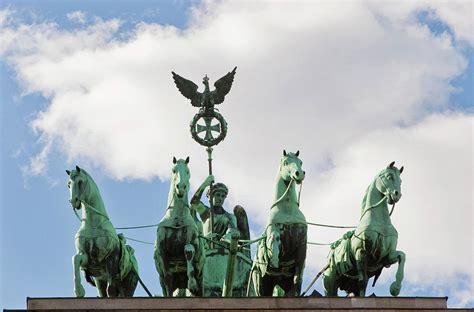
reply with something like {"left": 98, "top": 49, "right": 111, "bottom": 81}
{"left": 172, "top": 156, "right": 190, "bottom": 199}
{"left": 66, "top": 165, "right": 89, "bottom": 209}
{"left": 375, "top": 161, "right": 404, "bottom": 205}
{"left": 280, "top": 150, "right": 305, "bottom": 185}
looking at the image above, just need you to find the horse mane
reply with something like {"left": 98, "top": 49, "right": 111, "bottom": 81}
{"left": 361, "top": 167, "right": 399, "bottom": 216}
{"left": 80, "top": 169, "right": 99, "bottom": 194}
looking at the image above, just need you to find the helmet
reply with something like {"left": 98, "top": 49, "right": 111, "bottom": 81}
{"left": 207, "top": 182, "right": 229, "bottom": 198}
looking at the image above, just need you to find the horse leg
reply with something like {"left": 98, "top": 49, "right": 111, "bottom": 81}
{"left": 323, "top": 268, "right": 338, "bottom": 296}
{"left": 184, "top": 244, "right": 197, "bottom": 295}
{"left": 105, "top": 247, "right": 121, "bottom": 297}
{"left": 155, "top": 228, "right": 172, "bottom": 297}
{"left": 292, "top": 230, "right": 307, "bottom": 296}
{"left": 267, "top": 226, "right": 281, "bottom": 268}
{"left": 96, "top": 278, "right": 108, "bottom": 297}
{"left": 120, "top": 268, "right": 139, "bottom": 297}
{"left": 261, "top": 275, "right": 279, "bottom": 297}
{"left": 354, "top": 248, "right": 368, "bottom": 297}
{"left": 252, "top": 265, "right": 262, "bottom": 296}
{"left": 72, "top": 251, "right": 88, "bottom": 297}
{"left": 387, "top": 250, "right": 406, "bottom": 296}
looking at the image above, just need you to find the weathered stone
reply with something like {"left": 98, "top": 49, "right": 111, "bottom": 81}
{"left": 23, "top": 296, "right": 456, "bottom": 311}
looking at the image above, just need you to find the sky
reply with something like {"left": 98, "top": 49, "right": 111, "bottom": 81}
{"left": 0, "top": 0, "right": 473, "bottom": 309}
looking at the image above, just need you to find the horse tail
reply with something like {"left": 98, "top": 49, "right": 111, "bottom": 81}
{"left": 300, "top": 264, "right": 329, "bottom": 297}
{"left": 137, "top": 273, "right": 153, "bottom": 297}
{"left": 85, "top": 270, "right": 96, "bottom": 287}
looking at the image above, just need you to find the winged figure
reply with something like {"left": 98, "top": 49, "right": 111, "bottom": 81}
{"left": 172, "top": 67, "right": 237, "bottom": 109}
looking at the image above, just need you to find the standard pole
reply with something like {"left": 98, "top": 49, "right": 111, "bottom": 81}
{"left": 206, "top": 147, "right": 214, "bottom": 249}
{"left": 222, "top": 231, "right": 240, "bottom": 297}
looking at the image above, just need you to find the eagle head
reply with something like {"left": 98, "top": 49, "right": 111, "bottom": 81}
{"left": 203, "top": 75, "right": 209, "bottom": 85}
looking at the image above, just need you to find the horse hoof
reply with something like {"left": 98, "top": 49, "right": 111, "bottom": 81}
{"left": 75, "top": 284, "right": 85, "bottom": 297}
{"left": 390, "top": 282, "right": 401, "bottom": 296}
{"left": 188, "top": 278, "right": 197, "bottom": 293}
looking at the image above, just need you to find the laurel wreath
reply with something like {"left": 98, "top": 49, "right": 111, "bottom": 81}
{"left": 190, "top": 110, "right": 228, "bottom": 147}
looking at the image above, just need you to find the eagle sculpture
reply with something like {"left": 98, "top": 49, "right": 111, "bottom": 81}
{"left": 172, "top": 67, "right": 237, "bottom": 110}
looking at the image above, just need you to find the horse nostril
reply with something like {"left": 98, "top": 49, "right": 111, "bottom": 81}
{"left": 394, "top": 190, "right": 399, "bottom": 196}
{"left": 295, "top": 171, "right": 300, "bottom": 177}
{"left": 303, "top": 171, "right": 306, "bottom": 175}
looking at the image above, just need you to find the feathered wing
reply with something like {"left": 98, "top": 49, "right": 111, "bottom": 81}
{"left": 172, "top": 71, "right": 202, "bottom": 107}
{"left": 233, "top": 205, "right": 251, "bottom": 258}
{"left": 212, "top": 66, "right": 237, "bottom": 104}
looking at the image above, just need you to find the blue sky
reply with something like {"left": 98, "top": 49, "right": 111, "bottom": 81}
{"left": 1, "top": 0, "right": 472, "bottom": 309}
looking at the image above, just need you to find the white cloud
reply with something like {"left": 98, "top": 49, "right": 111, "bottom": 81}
{"left": 0, "top": 0, "right": 472, "bottom": 306}
{"left": 427, "top": 0, "right": 474, "bottom": 45}
{"left": 0, "top": 6, "right": 14, "bottom": 27}
{"left": 66, "top": 11, "right": 87, "bottom": 24}
{"left": 303, "top": 113, "right": 473, "bottom": 303}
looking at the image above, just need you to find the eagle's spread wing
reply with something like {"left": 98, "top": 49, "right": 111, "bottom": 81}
{"left": 172, "top": 71, "right": 201, "bottom": 107}
{"left": 212, "top": 67, "right": 237, "bottom": 105}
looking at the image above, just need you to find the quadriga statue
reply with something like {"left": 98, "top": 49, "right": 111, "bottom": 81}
{"left": 252, "top": 150, "right": 307, "bottom": 296}
{"left": 154, "top": 157, "right": 205, "bottom": 296}
{"left": 67, "top": 166, "right": 140, "bottom": 297}
{"left": 323, "top": 162, "right": 406, "bottom": 297}
{"left": 191, "top": 175, "right": 252, "bottom": 296}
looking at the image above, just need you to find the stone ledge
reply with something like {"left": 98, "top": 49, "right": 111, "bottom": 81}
{"left": 15, "top": 297, "right": 455, "bottom": 311}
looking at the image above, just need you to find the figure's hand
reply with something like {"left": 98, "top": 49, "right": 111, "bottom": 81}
{"left": 206, "top": 232, "right": 219, "bottom": 242}
{"left": 205, "top": 175, "right": 215, "bottom": 186}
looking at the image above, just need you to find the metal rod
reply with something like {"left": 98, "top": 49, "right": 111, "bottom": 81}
{"left": 206, "top": 147, "right": 214, "bottom": 249}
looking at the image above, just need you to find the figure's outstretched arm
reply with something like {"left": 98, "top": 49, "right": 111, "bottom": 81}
{"left": 191, "top": 175, "right": 214, "bottom": 219}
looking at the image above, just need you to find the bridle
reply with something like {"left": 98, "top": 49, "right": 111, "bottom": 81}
{"left": 271, "top": 177, "right": 303, "bottom": 209}
{"left": 70, "top": 175, "right": 110, "bottom": 222}
{"left": 359, "top": 172, "right": 398, "bottom": 220}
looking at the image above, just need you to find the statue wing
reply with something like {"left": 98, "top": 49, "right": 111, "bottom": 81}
{"left": 234, "top": 205, "right": 251, "bottom": 258}
{"left": 212, "top": 66, "right": 237, "bottom": 104}
{"left": 233, "top": 205, "right": 250, "bottom": 240}
{"left": 172, "top": 71, "right": 202, "bottom": 107}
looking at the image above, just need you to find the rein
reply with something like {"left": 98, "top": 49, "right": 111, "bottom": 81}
{"left": 72, "top": 200, "right": 111, "bottom": 222}
{"left": 270, "top": 179, "right": 303, "bottom": 208}
{"left": 359, "top": 175, "right": 397, "bottom": 221}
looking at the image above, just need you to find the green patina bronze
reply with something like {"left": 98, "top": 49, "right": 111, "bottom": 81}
{"left": 252, "top": 150, "right": 308, "bottom": 297}
{"left": 154, "top": 157, "right": 205, "bottom": 297}
{"left": 322, "top": 162, "right": 406, "bottom": 297}
{"left": 172, "top": 67, "right": 236, "bottom": 147}
{"left": 190, "top": 175, "right": 252, "bottom": 297}
{"left": 67, "top": 166, "right": 140, "bottom": 297}
{"left": 172, "top": 67, "right": 255, "bottom": 297}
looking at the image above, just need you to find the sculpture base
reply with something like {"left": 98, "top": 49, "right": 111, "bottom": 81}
{"left": 4, "top": 296, "right": 469, "bottom": 311}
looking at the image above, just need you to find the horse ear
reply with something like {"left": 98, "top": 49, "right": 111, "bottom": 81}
{"left": 173, "top": 157, "right": 177, "bottom": 164}
{"left": 295, "top": 150, "right": 300, "bottom": 157}
{"left": 283, "top": 150, "right": 287, "bottom": 156}
{"left": 388, "top": 161, "right": 395, "bottom": 168}
{"left": 76, "top": 165, "right": 81, "bottom": 173}
{"left": 185, "top": 156, "right": 190, "bottom": 164}
{"left": 66, "top": 170, "right": 71, "bottom": 176}
{"left": 399, "top": 166, "right": 404, "bottom": 174}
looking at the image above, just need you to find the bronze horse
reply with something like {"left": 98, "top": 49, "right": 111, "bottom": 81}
{"left": 67, "top": 166, "right": 139, "bottom": 297}
{"left": 154, "top": 157, "right": 204, "bottom": 296}
{"left": 253, "top": 151, "right": 307, "bottom": 296}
